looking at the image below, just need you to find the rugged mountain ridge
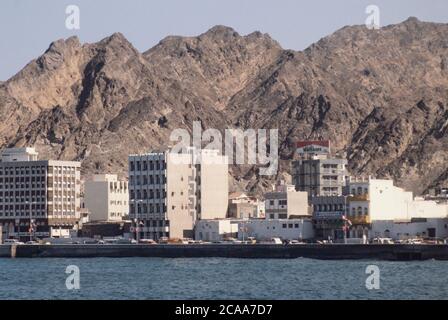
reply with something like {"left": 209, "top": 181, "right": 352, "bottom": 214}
{"left": 1, "top": 17, "right": 448, "bottom": 195}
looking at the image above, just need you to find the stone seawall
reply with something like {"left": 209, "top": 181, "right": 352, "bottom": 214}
{"left": 1, "top": 244, "right": 448, "bottom": 260}
{"left": 0, "top": 245, "right": 10, "bottom": 257}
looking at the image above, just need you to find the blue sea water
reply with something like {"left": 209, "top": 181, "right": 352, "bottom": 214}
{"left": 0, "top": 258, "right": 447, "bottom": 300}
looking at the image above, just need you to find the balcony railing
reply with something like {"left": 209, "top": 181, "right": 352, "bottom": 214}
{"left": 313, "top": 212, "right": 344, "bottom": 220}
{"left": 348, "top": 215, "right": 371, "bottom": 225}
{"left": 348, "top": 194, "right": 370, "bottom": 202}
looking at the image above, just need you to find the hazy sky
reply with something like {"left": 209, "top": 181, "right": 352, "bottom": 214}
{"left": 1, "top": 0, "right": 447, "bottom": 80}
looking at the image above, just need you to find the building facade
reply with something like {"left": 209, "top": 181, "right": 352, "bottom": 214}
{"left": 312, "top": 195, "right": 347, "bottom": 241}
{"left": 371, "top": 218, "right": 448, "bottom": 240}
{"left": 84, "top": 174, "right": 129, "bottom": 222}
{"left": 346, "top": 177, "right": 448, "bottom": 239}
{"left": 292, "top": 155, "right": 348, "bottom": 197}
{"left": 227, "top": 192, "right": 263, "bottom": 219}
{"left": 237, "top": 219, "right": 315, "bottom": 242}
{"left": 195, "top": 219, "right": 239, "bottom": 242}
{"left": 128, "top": 148, "right": 228, "bottom": 240}
{"left": 292, "top": 140, "right": 347, "bottom": 197}
{"left": 264, "top": 182, "right": 309, "bottom": 219}
{"left": 0, "top": 148, "right": 81, "bottom": 240}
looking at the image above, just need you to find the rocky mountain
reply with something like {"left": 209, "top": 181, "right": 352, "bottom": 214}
{"left": 1, "top": 17, "right": 448, "bottom": 195}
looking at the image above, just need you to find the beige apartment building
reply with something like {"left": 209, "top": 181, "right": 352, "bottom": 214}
{"left": 128, "top": 148, "right": 228, "bottom": 240}
{"left": 0, "top": 148, "right": 81, "bottom": 240}
{"left": 264, "top": 182, "right": 309, "bottom": 219}
{"left": 84, "top": 174, "right": 129, "bottom": 222}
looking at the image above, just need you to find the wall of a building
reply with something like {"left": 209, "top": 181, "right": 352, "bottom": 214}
{"left": 409, "top": 200, "right": 448, "bottom": 219}
{"left": 371, "top": 218, "right": 448, "bottom": 240}
{"left": 166, "top": 153, "right": 195, "bottom": 239}
{"left": 85, "top": 181, "right": 109, "bottom": 221}
{"left": 198, "top": 153, "right": 228, "bottom": 220}
{"left": 238, "top": 219, "right": 314, "bottom": 241}
{"left": 195, "top": 220, "right": 238, "bottom": 242}
{"left": 287, "top": 191, "right": 309, "bottom": 216}
{"left": 369, "top": 180, "right": 414, "bottom": 221}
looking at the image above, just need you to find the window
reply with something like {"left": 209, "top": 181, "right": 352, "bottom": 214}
{"left": 282, "top": 224, "right": 287, "bottom": 229}
{"left": 294, "top": 224, "right": 299, "bottom": 228}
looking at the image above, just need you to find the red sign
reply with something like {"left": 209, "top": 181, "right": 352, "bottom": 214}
{"left": 296, "top": 140, "right": 330, "bottom": 155}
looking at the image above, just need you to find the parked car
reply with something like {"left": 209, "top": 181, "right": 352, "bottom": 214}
{"left": 83, "top": 239, "right": 99, "bottom": 244}
{"left": 139, "top": 239, "right": 157, "bottom": 244}
{"left": 407, "top": 239, "right": 424, "bottom": 245}
{"left": 372, "top": 238, "right": 394, "bottom": 244}
{"left": 158, "top": 237, "right": 169, "bottom": 244}
{"left": 289, "top": 240, "right": 306, "bottom": 245}
{"left": 25, "top": 241, "right": 38, "bottom": 245}
{"left": 188, "top": 240, "right": 203, "bottom": 244}
{"left": 260, "top": 238, "right": 283, "bottom": 245}
{"left": 222, "top": 237, "right": 242, "bottom": 244}
{"left": 4, "top": 239, "right": 25, "bottom": 245}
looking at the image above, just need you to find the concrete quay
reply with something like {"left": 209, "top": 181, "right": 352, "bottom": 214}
{"left": 1, "top": 244, "right": 448, "bottom": 260}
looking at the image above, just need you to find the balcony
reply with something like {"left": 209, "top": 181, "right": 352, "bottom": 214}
{"left": 348, "top": 194, "right": 370, "bottom": 202}
{"left": 348, "top": 215, "right": 371, "bottom": 225}
{"left": 313, "top": 211, "right": 344, "bottom": 220}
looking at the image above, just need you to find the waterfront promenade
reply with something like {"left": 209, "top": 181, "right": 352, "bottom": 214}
{"left": 1, "top": 244, "right": 448, "bottom": 260}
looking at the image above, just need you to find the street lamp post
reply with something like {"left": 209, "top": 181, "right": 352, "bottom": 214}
{"left": 343, "top": 194, "right": 354, "bottom": 244}
{"left": 25, "top": 201, "right": 36, "bottom": 242}
{"left": 132, "top": 199, "right": 143, "bottom": 242}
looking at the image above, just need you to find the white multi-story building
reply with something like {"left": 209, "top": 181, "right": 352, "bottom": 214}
{"left": 84, "top": 174, "right": 129, "bottom": 222}
{"left": 128, "top": 148, "right": 228, "bottom": 240}
{"left": 264, "top": 182, "right": 309, "bottom": 219}
{"left": 346, "top": 177, "right": 448, "bottom": 239}
{"left": 0, "top": 147, "right": 81, "bottom": 240}
{"left": 292, "top": 141, "right": 348, "bottom": 197}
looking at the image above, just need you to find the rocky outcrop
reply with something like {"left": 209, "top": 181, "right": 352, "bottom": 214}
{"left": 1, "top": 17, "right": 448, "bottom": 195}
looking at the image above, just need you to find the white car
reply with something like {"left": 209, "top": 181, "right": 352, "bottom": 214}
{"left": 4, "top": 239, "right": 25, "bottom": 245}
